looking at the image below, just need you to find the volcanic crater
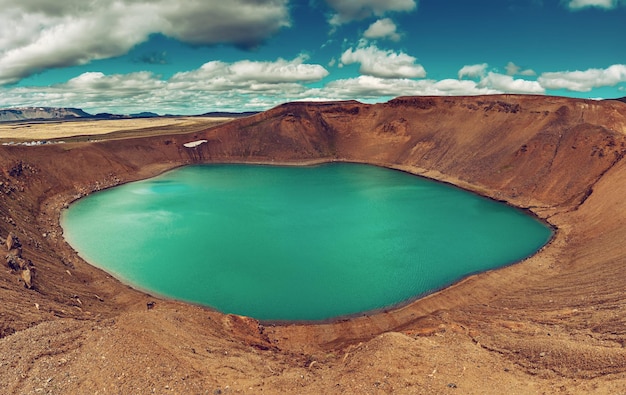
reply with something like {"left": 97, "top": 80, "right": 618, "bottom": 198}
{"left": 1, "top": 95, "right": 626, "bottom": 394}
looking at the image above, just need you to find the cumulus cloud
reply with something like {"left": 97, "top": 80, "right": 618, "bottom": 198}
{"left": 6, "top": 58, "right": 626, "bottom": 115}
{"left": 0, "top": 56, "right": 328, "bottom": 114}
{"left": 458, "top": 63, "right": 543, "bottom": 94}
{"left": 0, "top": 71, "right": 176, "bottom": 114}
{"left": 478, "top": 72, "right": 545, "bottom": 94}
{"left": 159, "top": 1, "right": 290, "bottom": 46}
{"left": 322, "top": 76, "right": 416, "bottom": 97}
{"left": 0, "top": 71, "right": 500, "bottom": 116}
{"left": 363, "top": 18, "right": 401, "bottom": 41}
{"left": 431, "top": 79, "right": 500, "bottom": 96}
{"left": 65, "top": 72, "right": 164, "bottom": 94}
{"left": 170, "top": 56, "right": 328, "bottom": 89}
{"left": 317, "top": 76, "right": 497, "bottom": 100}
{"left": 458, "top": 63, "right": 544, "bottom": 94}
{"left": 0, "top": 7, "right": 155, "bottom": 85}
{"left": 538, "top": 64, "right": 626, "bottom": 91}
{"left": 505, "top": 62, "right": 536, "bottom": 76}
{"left": 0, "top": 0, "right": 290, "bottom": 84}
{"left": 565, "top": 0, "right": 621, "bottom": 9}
{"left": 458, "top": 64, "right": 489, "bottom": 79}
{"left": 325, "top": 0, "right": 417, "bottom": 25}
{"left": 340, "top": 45, "right": 426, "bottom": 78}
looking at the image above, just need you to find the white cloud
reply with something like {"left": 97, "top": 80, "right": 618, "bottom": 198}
{"left": 0, "top": 72, "right": 499, "bottom": 115}
{"left": 340, "top": 45, "right": 426, "bottom": 79}
{"left": 458, "top": 64, "right": 488, "bottom": 79}
{"left": 505, "top": 62, "right": 536, "bottom": 76}
{"left": 0, "top": 5, "right": 156, "bottom": 85}
{"left": 230, "top": 56, "right": 328, "bottom": 83}
{"left": 0, "top": 56, "right": 328, "bottom": 114}
{"left": 363, "top": 18, "right": 401, "bottom": 41}
{"left": 7, "top": 59, "right": 626, "bottom": 115}
{"left": 430, "top": 79, "right": 499, "bottom": 96}
{"left": 538, "top": 64, "right": 626, "bottom": 91}
{"left": 478, "top": 72, "right": 545, "bottom": 94}
{"left": 565, "top": 0, "right": 620, "bottom": 9}
{"left": 0, "top": 72, "right": 175, "bottom": 114}
{"left": 318, "top": 76, "right": 497, "bottom": 100}
{"left": 323, "top": 75, "right": 422, "bottom": 97}
{"left": 325, "top": 0, "right": 417, "bottom": 25}
{"left": 170, "top": 56, "right": 328, "bottom": 88}
{"left": 0, "top": 0, "right": 290, "bottom": 85}
{"left": 65, "top": 72, "right": 165, "bottom": 95}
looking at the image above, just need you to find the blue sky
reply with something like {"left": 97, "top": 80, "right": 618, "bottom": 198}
{"left": 0, "top": 0, "right": 624, "bottom": 114}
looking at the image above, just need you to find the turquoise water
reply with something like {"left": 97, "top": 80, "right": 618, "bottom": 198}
{"left": 62, "top": 163, "right": 552, "bottom": 321}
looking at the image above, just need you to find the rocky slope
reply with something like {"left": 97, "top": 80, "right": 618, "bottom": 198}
{"left": 1, "top": 95, "right": 626, "bottom": 394}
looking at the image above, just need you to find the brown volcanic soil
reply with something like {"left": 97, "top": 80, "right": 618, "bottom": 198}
{"left": 1, "top": 95, "right": 626, "bottom": 394}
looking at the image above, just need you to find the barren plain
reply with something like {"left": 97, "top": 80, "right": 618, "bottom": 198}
{"left": 1, "top": 95, "right": 626, "bottom": 394}
{"left": 0, "top": 117, "right": 232, "bottom": 142}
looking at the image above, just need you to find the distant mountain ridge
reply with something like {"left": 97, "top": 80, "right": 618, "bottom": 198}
{"left": 0, "top": 107, "right": 91, "bottom": 122}
{"left": 612, "top": 96, "right": 626, "bottom": 104}
{"left": 0, "top": 107, "right": 163, "bottom": 123}
{"left": 91, "top": 112, "right": 160, "bottom": 120}
{"left": 0, "top": 106, "right": 258, "bottom": 123}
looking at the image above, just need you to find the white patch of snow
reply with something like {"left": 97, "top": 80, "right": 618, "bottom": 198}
{"left": 183, "top": 139, "right": 208, "bottom": 148}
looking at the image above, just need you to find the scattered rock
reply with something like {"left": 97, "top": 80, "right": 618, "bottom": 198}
{"left": 3, "top": 232, "right": 35, "bottom": 288}
{"left": 6, "top": 254, "right": 29, "bottom": 271}
{"left": 21, "top": 266, "right": 33, "bottom": 289}
{"left": 8, "top": 162, "right": 23, "bottom": 178}
{"left": 5, "top": 231, "right": 21, "bottom": 251}
{"left": 6, "top": 254, "right": 21, "bottom": 271}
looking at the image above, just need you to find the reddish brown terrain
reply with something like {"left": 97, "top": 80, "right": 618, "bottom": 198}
{"left": 1, "top": 95, "right": 626, "bottom": 394}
